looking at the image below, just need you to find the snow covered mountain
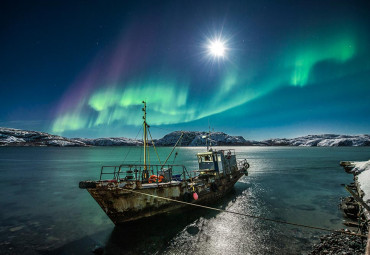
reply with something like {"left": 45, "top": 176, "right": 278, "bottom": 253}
{"left": 0, "top": 127, "right": 86, "bottom": 147}
{"left": 1, "top": 127, "right": 369, "bottom": 147}
{"left": 74, "top": 137, "right": 143, "bottom": 146}
{"left": 155, "top": 131, "right": 250, "bottom": 146}
{"left": 260, "top": 134, "right": 370, "bottom": 147}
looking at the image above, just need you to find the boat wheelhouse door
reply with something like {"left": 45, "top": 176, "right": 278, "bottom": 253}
{"left": 222, "top": 150, "right": 237, "bottom": 174}
{"left": 216, "top": 152, "right": 223, "bottom": 174}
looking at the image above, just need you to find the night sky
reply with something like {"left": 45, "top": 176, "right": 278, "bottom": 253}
{"left": 1, "top": 1, "right": 369, "bottom": 139}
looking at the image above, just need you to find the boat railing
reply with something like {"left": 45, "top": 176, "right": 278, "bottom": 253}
{"left": 237, "top": 158, "right": 249, "bottom": 169}
{"left": 237, "top": 158, "right": 248, "bottom": 164}
{"left": 99, "top": 164, "right": 193, "bottom": 185}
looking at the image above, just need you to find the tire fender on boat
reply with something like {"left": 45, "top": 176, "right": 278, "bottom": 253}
{"left": 183, "top": 192, "right": 193, "bottom": 202}
{"left": 243, "top": 162, "right": 250, "bottom": 176}
{"left": 79, "top": 181, "right": 96, "bottom": 189}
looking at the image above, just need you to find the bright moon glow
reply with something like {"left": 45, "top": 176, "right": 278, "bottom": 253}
{"left": 209, "top": 40, "right": 226, "bottom": 57}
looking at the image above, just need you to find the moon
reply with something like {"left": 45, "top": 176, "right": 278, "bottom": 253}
{"left": 208, "top": 40, "right": 226, "bottom": 57}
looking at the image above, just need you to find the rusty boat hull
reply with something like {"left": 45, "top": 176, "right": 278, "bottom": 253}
{"left": 82, "top": 169, "right": 245, "bottom": 224}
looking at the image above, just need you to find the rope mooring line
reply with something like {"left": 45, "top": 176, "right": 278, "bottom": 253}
{"left": 123, "top": 188, "right": 367, "bottom": 238}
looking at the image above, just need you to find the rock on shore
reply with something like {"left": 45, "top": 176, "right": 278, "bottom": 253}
{"left": 309, "top": 232, "right": 365, "bottom": 255}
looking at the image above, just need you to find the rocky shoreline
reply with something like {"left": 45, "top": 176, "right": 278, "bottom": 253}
{"left": 309, "top": 161, "right": 370, "bottom": 255}
{"left": 1, "top": 127, "right": 370, "bottom": 147}
{"left": 310, "top": 232, "right": 366, "bottom": 255}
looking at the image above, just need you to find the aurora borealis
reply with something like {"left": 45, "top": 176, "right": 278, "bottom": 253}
{"left": 1, "top": 1, "right": 370, "bottom": 139}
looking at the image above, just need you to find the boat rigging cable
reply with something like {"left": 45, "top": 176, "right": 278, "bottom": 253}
{"left": 148, "top": 128, "right": 162, "bottom": 165}
{"left": 122, "top": 188, "right": 367, "bottom": 238}
{"left": 172, "top": 136, "right": 182, "bottom": 164}
{"left": 161, "top": 132, "right": 184, "bottom": 168}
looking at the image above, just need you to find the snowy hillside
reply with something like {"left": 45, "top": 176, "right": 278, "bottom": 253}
{"left": 1, "top": 127, "right": 369, "bottom": 147}
{"left": 0, "top": 127, "right": 85, "bottom": 147}
{"left": 261, "top": 134, "right": 370, "bottom": 147}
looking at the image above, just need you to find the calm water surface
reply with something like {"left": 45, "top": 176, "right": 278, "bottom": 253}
{"left": 0, "top": 146, "right": 369, "bottom": 254}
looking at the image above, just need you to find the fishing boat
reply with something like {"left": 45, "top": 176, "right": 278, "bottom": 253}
{"left": 79, "top": 101, "right": 250, "bottom": 224}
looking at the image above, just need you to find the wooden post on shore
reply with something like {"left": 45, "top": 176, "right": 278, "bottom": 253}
{"left": 341, "top": 163, "right": 370, "bottom": 254}
{"left": 366, "top": 228, "right": 370, "bottom": 255}
{"left": 345, "top": 186, "right": 370, "bottom": 212}
{"left": 345, "top": 185, "right": 370, "bottom": 254}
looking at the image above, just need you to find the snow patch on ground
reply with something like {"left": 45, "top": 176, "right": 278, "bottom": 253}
{"left": 351, "top": 160, "right": 370, "bottom": 206}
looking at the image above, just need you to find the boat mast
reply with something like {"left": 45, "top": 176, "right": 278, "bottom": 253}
{"left": 142, "top": 101, "right": 148, "bottom": 170}
{"left": 207, "top": 119, "right": 211, "bottom": 151}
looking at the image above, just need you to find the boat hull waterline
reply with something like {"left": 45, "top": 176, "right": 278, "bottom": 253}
{"left": 80, "top": 169, "right": 246, "bottom": 224}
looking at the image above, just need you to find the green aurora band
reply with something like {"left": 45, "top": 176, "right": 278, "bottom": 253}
{"left": 52, "top": 32, "right": 360, "bottom": 135}
{"left": 288, "top": 34, "right": 356, "bottom": 86}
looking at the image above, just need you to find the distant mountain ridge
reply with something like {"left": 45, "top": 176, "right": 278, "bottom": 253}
{"left": 154, "top": 131, "right": 248, "bottom": 146}
{"left": 0, "top": 127, "right": 86, "bottom": 147}
{"left": 1, "top": 127, "right": 369, "bottom": 147}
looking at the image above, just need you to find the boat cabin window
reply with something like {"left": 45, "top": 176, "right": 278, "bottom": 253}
{"left": 198, "top": 155, "right": 213, "bottom": 163}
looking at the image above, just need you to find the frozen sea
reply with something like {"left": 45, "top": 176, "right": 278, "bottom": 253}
{"left": 0, "top": 146, "right": 369, "bottom": 254}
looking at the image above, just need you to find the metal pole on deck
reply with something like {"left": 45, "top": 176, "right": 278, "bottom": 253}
{"left": 142, "top": 101, "right": 147, "bottom": 171}
{"left": 142, "top": 100, "right": 150, "bottom": 183}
